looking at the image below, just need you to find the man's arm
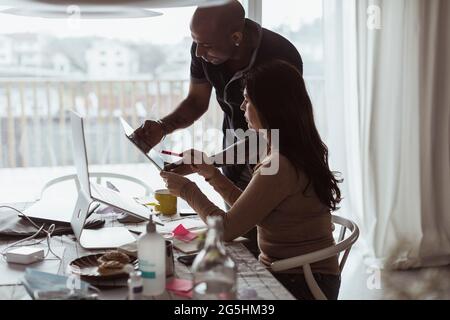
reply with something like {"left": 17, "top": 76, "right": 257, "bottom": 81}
{"left": 159, "top": 81, "right": 212, "bottom": 135}
{"left": 132, "top": 81, "right": 212, "bottom": 152}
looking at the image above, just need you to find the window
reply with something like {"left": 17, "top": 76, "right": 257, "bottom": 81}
{"left": 262, "top": 0, "right": 326, "bottom": 135}
{"left": 0, "top": 2, "right": 325, "bottom": 202}
{"left": 262, "top": 0, "right": 323, "bottom": 76}
{"left": 0, "top": 6, "right": 221, "bottom": 202}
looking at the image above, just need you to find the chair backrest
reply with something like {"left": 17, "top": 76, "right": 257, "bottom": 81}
{"left": 270, "top": 214, "right": 360, "bottom": 300}
{"left": 36, "top": 172, "right": 153, "bottom": 201}
{"left": 332, "top": 215, "right": 360, "bottom": 272}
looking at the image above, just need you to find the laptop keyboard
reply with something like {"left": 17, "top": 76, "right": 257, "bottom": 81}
{"left": 90, "top": 183, "right": 150, "bottom": 220}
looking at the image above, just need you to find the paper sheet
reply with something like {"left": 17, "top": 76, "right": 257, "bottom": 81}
{"left": 159, "top": 217, "right": 207, "bottom": 233}
{"left": 127, "top": 217, "right": 207, "bottom": 235}
{"left": 172, "top": 236, "right": 202, "bottom": 254}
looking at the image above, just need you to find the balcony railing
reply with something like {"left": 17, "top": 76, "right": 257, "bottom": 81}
{"left": 0, "top": 77, "right": 324, "bottom": 168}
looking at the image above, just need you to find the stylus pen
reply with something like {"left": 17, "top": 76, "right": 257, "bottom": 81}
{"left": 161, "top": 150, "right": 183, "bottom": 157}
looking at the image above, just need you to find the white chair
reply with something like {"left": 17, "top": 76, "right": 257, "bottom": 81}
{"left": 270, "top": 215, "right": 360, "bottom": 300}
{"left": 35, "top": 172, "right": 153, "bottom": 201}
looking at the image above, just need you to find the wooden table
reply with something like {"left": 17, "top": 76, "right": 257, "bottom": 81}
{"left": 0, "top": 202, "right": 294, "bottom": 300}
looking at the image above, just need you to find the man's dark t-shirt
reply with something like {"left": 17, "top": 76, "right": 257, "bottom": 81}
{"left": 190, "top": 19, "right": 303, "bottom": 189}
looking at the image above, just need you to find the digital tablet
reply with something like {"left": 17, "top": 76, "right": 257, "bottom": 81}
{"left": 120, "top": 117, "right": 166, "bottom": 171}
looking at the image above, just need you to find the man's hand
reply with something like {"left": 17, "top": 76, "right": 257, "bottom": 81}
{"left": 131, "top": 120, "right": 165, "bottom": 153}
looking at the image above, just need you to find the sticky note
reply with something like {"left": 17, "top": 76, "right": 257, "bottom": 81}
{"left": 166, "top": 278, "right": 194, "bottom": 298}
{"left": 172, "top": 290, "right": 193, "bottom": 299}
{"left": 166, "top": 278, "right": 193, "bottom": 292}
{"left": 173, "top": 224, "right": 198, "bottom": 243}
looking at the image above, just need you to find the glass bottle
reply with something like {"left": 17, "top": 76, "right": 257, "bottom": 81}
{"left": 192, "top": 215, "right": 237, "bottom": 300}
{"left": 127, "top": 270, "right": 143, "bottom": 300}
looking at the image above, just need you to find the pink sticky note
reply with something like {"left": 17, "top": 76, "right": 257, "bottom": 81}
{"left": 166, "top": 278, "right": 193, "bottom": 293}
{"left": 177, "top": 233, "right": 198, "bottom": 243}
{"left": 173, "top": 224, "right": 198, "bottom": 243}
{"left": 172, "top": 290, "right": 193, "bottom": 299}
{"left": 173, "top": 224, "right": 190, "bottom": 236}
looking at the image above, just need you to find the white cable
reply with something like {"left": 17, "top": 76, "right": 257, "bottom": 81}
{"left": 0, "top": 206, "right": 100, "bottom": 298}
{"left": 1, "top": 225, "right": 45, "bottom": 259}
{"left": 0, "top": 206, "right": 62, "bottom": 262}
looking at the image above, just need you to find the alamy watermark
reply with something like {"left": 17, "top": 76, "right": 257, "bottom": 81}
{"left": 66, "top": 5, "right": 81, "bottom": 30}
{"left": 66, "top": 265, "right": 83, "bottom": 292}
{"left": 164, "top": 126, "right": 280, "bottom": 176}
{"left": 366, "top": 267, "right": 382, "bottom": 290}
{"left": 367, "top": 5, "right": 382, "bottom": 30}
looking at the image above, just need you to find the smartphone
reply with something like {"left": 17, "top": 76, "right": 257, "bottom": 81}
{"left": 177, "top": 254, "right": 198, "bottom": 266}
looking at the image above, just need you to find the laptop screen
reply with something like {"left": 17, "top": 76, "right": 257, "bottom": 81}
{"left": 120, "top": 118, "right": 165, "bottom": 171}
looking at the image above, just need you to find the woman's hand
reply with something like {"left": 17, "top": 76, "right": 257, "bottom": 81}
{"left": 184, "top": 149, "right": 218, "bottom": 180}
{"left": 164, "top": 149, "right": 218, "bottom": 180}
{"left": 160, "top": 171, "right": 192, "bottom": 197}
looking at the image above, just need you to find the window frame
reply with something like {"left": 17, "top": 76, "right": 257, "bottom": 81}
{"left": 243, "top": 0, "right": 262, "bottom": 24}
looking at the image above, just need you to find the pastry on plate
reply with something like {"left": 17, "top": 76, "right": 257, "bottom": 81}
{"left": 97, "top": 250, "right": 131, "bottom": 265}
{"left": 97, "top": 260, "right": 125, "bottom": 275}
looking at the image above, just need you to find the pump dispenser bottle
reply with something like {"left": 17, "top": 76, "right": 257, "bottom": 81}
{"left": 137, "top": 215, "right": 165, "bottom": 296}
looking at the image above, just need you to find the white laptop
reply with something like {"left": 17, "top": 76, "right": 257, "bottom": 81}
{"left": 70, "top": 111, "right": 152, "bottom": 249}
{"left": 22, "top": 193, "right": 100, "bottom": 225}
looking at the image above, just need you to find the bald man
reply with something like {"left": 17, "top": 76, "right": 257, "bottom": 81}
{"left": 133, "top": 0, "right": 302, "bottom": 186}
{"left": 133, "top": 1, "right": 302, "bottom": 256}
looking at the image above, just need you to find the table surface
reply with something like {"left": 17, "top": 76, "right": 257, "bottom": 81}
{"left": 0, "top": 200, "right": 294, "bottom": 301}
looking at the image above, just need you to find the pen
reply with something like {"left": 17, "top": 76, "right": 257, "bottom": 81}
{"left": 161, "top": 150, "right": 183, "bottom": 157}
{"left": 180, "top": 212, "right": 198, "bottom": 217}
{"left": 154, "top": 221, "right": 165, "bottom": 227}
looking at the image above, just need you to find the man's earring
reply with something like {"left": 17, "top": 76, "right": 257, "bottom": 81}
{"left": 235, "top": 42, "right": 240, "bottom": 47}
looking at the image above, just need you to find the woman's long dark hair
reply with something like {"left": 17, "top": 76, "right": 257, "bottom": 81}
{"left": 245, "top": 59, "right": 342, "bottom": 211}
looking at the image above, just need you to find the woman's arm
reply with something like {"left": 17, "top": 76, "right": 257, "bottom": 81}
{"left": 181, "top": 156, "right": 297, "bottom": 242}
{"left": 182, "top": 149, "right": 243, "bottom": 206}
{"left": 204, "top": 168, "right": 243, "bottom": 206}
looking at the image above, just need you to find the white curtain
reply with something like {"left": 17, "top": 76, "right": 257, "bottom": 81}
{"left": 418, "top": 0, "right": 450, "bottom": 267}
{"left": 322, "top": 0, "right": 450, "bottom": 269}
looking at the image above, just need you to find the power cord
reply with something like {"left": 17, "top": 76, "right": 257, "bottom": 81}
{"left": 0, "top": 205, "right": 103, "bottom": 299}
{"left": 0, "top": 205, "right": 62, "bottom": 262}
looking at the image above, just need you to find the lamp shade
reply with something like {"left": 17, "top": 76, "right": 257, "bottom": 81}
{"left": 0, "top": 0, "right": 229, "bottom": 9}
{"left": 0, "top": 0, "right": 229, "bottom": 19}
{"left": 1, "top": 6, "right": 163, "bottom": 19}
{"left": 2, "top": 5, "right": 162, "bottom": 19}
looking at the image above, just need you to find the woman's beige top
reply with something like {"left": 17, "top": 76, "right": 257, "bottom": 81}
{"left": 181, "top": 152, "right": 340, "bottom": 275}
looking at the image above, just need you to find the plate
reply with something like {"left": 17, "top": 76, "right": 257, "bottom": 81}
{"left": 68, "top": 253, "right": 139, "bottom": 281}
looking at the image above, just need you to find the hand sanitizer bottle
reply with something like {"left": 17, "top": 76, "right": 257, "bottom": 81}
{"left": 138, "top": 215, "right": 165, "bottom": 297}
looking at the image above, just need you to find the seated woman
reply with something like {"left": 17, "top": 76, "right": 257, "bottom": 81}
{"left": 160, "top": 59, "right": 343, "bottom": 300}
